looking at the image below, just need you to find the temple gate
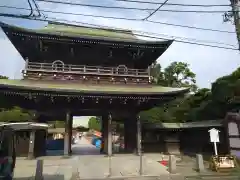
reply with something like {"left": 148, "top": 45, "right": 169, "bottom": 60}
{"left": 0, "top": 22, "right": 189, "bottom": 157}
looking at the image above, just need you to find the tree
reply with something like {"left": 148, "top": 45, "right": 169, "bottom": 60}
{"left": 0, "top": 106, "right": 32, "bottom": 122}
{"left": 152, "top": 61, "right": 197, "bottom": 92}
{"left": 88, "top": 117, "right": 101, "bottom": 131}
{"left": 140, "top": 88, "right": 211, "bottom": 123}
{"left": 140, "top": 61, "right": 198, "bottom": 123}
{"left": 0, "top": 75, "right": 8, "bottom": 79}
{"left": 190, "top": 67, "right": 240, "bottom": 121}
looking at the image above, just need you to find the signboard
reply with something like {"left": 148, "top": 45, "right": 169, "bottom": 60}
{"left": 208, "top": 128, "right": 220, "bottom": 143}
{"left": 209, "top": 155, "right": 237, "bottom": 172}
{"left": 208, "top": 128, "right": 220, "bottom": 155}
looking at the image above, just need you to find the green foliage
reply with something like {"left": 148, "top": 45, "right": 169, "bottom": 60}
{"left": 0, "top": 75, "right": 8, "bottom": 79}
{"left": 142, "top": 63, "right": 240, "bottom": 123}
{"left": 193, "top": 67, "right": 240, "bottom": 120}
{"left": 88, "top": 117, "right": 101, "bottom": 131}
{"left": 141, "top": 61, "right": 198, "bottom": 123}
{"left": 76, "top": 126, "right": 89, "bottom": 132}
{"left": 140, "top": 65, "right": 240, "bottom": 122}
{"left": 48, "top": 121, "right": 65, "bottom": 128}
{"left": 0, "top": 106, "right": 32, "bottom": 122}
{"left": 151, "top": 61, "right": 197, "bottom": 92}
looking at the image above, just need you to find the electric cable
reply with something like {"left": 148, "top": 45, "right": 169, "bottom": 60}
{"left": 32, "top": 0, "right": 43, "bottom": 17}
{"left": 0, "top": 0, "right": 34, "bottom": 18}
{"left": 143, "top": 0, "right": 169, "bottom": 20}
{"left": 32, "top": 1, "right": 236, "bottom": 14}
{"left": 37, "top": 0, "right": 233, "bottom": 7}
{"left": 114, "top": 0, "right": 233, "bottom": 7}
{"left": 48, "top": 18, "right": 240, "bottom": 51}
{"left": 0, "top": 4, "right": 236, "bottom": 34}
{"left": 48, "top": 17, "right": 236, "bottom": 47}
{"left": 36, "top": 0, "right": 155, "bottom": 11}
{"left": 0, "top": 15, "right": 237, "bottom": 51}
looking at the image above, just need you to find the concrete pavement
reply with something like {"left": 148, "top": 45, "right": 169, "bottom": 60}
{"left": 72, "top": 137, "right": 169, "bottom": 178}
{"left": 72, "top": 137, "right": 100, "bottom": 155}
{"left": 14, "top": 137, "right": 170, "bottom": 179}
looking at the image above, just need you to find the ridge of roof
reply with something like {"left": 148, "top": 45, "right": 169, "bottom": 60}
{"left": 0, "top": 21, "right": 173, "bottom": 45}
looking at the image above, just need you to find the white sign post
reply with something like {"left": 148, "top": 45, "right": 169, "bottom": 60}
{"left": 208, "top": 128, "right": 220, "bottom": 156}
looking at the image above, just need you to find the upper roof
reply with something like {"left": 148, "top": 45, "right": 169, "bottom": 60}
{"left": 0, "top": 79, "right": 189, "bottom": 96}
{"left": 1, "top": 22, "right": 172, "bottom": 45}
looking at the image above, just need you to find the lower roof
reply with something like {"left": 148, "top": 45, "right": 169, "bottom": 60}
{"left": 0, "top": 122, "right": 49, "bottom": 130}
{"left": 143, "top": 120, "right": 223, "bottom": 129}
{"left": 0, "top": 79, "right": 189, "bottom": 96}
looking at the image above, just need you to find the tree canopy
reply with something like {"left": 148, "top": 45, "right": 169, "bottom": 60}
{"left": 141, "top": 64, "right": 240, "bottom": 123}
{"left": 0, "top": 75, "right": 8, "bottom": 79}
{"left": 0, "top": 106, "right": 32, "bottom": 122}
{"left": 88, "top": 117, "right": 101, "bottom": 131}
{"left": 151, "top": 61, "right": 197, "bottom": 92}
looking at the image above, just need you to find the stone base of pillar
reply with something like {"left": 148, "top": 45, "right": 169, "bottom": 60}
{"left": 62, "top": 154, "right": 71, "bottom": 159}
{"left": 26, "top": 153, "right": 35, "bottom": 160}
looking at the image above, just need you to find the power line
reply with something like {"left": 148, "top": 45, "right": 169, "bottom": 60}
{"left": 32, "top": 1, "right": 236, "bottom": 13}
{"left": 36, "top": 0, "right": 155, "bottom": 11}
{"left": 0, "top": 5, "right": 236, "bottom": 21}
{"left": 0, "top": 0, "right": 34, "bottom": 18}
{"left": 32, "top": 0, "right": 43, "bottom": 17}
{"left": 114, "top": 0, "right": 232, "bottom": 7}
{"left": 38, "top": 0, "right": 233, "bottom": 7}
{"left": 45, "top": 18, "right": 240, "bottom": 51}
{"left": 0, "top": 5, "right": 236, "bottom": 34}
{"left": 143, "top": 0, "right": 169, "bottom": 20}
{"left": 0, "top": 14, "right": 237, "bottom": 51}
{"left": 0, "top": 5, "right": 141, "bottom": 20}
{"left": 146, "top": 20, "right": 235, "bottom": 34}
{"left": 47, "top": 18, "right": 236, "bottom": 47}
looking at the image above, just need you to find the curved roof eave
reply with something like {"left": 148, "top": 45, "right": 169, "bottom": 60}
{"left": 0, "top": 80, "right": 189, "bottom": 96}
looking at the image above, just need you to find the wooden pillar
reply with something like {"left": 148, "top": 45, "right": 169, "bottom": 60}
{"left": 27, "top": 130, "right": 36, "bottom": 159}
{"left": 64, "top": 111, "right": 72, "bottom": 157}
{"left": 69, "top": 115, "right": 73, "bottom": 155}
{"left": 102, "top": 115, "right": 109, "bottom": 154}
{"left": 124, "top": 116, "right": 137, "bottom": 153}
{"left": 124, "top": 120, "right": 130, "bottom": 152}
{"left": 100, "top": 117, "right": 106, "bottom": 153}
{"left": 107, "top": 113, "right": 112, "bottom": 156}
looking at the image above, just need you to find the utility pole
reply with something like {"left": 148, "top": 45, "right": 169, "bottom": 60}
{"left": 230, "top": 0, "right": 240, "bottom": 50}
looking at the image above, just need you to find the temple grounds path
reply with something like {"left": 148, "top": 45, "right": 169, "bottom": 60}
{"left": 14, "top": 138, "right": 240, "bottom": 179}
{"left": 14, "top": 137, "right": 169, "bottom": 179}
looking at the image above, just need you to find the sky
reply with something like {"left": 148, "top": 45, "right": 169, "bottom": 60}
{"left": 0, "top": 0, "right": 239, "bottom": 88}
{"left": 73, "top": 116, "right": 93, "bottom": 128}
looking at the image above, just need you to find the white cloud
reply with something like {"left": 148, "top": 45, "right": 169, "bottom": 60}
{"left": 0, "top": 0, "right": 239, "bottom": 88}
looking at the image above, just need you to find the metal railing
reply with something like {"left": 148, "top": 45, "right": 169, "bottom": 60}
{"left": 25, "top": 62, "right": 150, "bottom": 78}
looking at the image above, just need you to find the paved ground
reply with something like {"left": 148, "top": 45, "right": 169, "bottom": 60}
{"left": 13, "top": 137, "right": 169, "bottom": 179}
{"left": 13, "top": 137, "right": 240, "bottom": 179}
{"left": 72, "top": 137, "right": 101, "bottom": 155}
